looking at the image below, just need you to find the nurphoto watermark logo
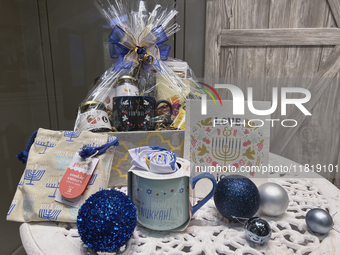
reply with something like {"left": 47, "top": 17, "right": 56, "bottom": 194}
{"left": 199, "top": 84, "right": 312, "bottom": 128}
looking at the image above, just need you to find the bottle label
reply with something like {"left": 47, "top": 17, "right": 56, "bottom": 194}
{"left": 116, "top": 84, "right": 139, "bottom": 96}
{"left": 78, "top": 110, "right": 111, "bottom": 131}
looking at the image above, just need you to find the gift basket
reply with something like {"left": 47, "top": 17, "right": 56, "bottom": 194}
{"left": 74, "top": 0, "right": 203, "bottom": 133}
{"left": 10, "top": 2, "right": 337, "bottom": 254}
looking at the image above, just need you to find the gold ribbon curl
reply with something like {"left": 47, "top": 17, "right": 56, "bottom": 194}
{"left": 119, "top": 27, "right": 160, "bottom": 66}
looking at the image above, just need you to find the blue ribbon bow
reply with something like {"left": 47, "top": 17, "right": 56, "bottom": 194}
{"left": 108, "top": 25, "right": 171, "bottom": 72}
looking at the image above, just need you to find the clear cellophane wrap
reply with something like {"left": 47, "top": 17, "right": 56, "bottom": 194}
{"left": 74, "top": 0, "right": 203, "bottom": 132}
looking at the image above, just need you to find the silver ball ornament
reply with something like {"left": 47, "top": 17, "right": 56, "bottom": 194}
{"left": 259, "top": 182, "right": 289, "bottom": 216}
{"left": 244, "top": 217, "right": 272, "bottom": 244}
{"left": 306, "top": 208, "right": 334, "bottom": 234}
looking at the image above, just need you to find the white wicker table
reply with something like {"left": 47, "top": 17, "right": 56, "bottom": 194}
{"left": 19, "top": 153, "right": 340, "bottom": 255}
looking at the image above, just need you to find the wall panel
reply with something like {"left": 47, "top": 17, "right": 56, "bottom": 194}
{"left": 0, "top": 0, "right": 52, "bottom": 253}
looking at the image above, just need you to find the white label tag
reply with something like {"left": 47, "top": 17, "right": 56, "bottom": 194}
{"left": 55, "top": 190, "right": 83, "bottom": 208}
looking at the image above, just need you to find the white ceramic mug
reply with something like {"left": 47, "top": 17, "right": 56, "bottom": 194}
{"left": 129, "top": 158, "right": 217, "bottom": 231}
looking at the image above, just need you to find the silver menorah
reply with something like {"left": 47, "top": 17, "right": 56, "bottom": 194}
{"left": 35, "top": 135, "right": 57, "bottom": 154}
{"left": 38, "top": 203, "right": 63, "bottom": 221}
{"left": 211, "top": 137, "right": 242, "bottom": 166}
{"left": 23, "top": 194, "right": 36, "bottom": 218}
{"left": 46, "top": 175, "right": 62, "bottom": 198}
{"left": 7, "top": 199, "right": 18, "bottom": 216}
{"left": 64, "top": 131, "right": 82, "bottom": 142}
{"left": 24, "top": 164, "right": 46, "bottom": 185}
{"left": 55, "top": 150, "right": 73, "bottom": 171}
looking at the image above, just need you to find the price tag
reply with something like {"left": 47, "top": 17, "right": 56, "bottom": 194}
{"left": 59, "top": 153, "right": 99, "bottom": 199}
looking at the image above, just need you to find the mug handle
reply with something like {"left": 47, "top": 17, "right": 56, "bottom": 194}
{"left": 191, "top": 173, "right": 217, "bottom": 215}
{"left": 156, "top": 100, "right": 173, "bottom": 124}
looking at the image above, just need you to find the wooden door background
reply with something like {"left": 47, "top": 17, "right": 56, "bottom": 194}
{"left": 205, "top": 0, "right": 340, "bottom": 186}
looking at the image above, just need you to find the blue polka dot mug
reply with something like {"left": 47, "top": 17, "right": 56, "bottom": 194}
{"left": 128, "top": 158, "right": 217, "bottom": 231}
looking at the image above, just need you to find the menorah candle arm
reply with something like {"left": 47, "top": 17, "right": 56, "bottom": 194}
{"left": 52, "top": 188, "right": 58, "bottom": 197}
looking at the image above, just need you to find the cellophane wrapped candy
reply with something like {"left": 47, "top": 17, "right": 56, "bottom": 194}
{"left": 74, "top": 0, "right": 203, "bottom": 132}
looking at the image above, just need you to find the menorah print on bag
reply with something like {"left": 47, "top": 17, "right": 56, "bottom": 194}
{"left": 99, "top": 179, "right": 106, "bottom": 191}
{"left": 35, "top": 134, "right": 58, "bottom": 154}
{"left": 8, "top": 128, "right": 119, "bottom": 223}
{"left": 104, "top": 159, "right": 113, "bottom": 172}
{"left": 108, "top": 136, "right": 117, "bottom": 143}
{"left": 7, "top": 199, "right": 18, "bottom": 216}
{"left": 211, "top": 137, "right": 242, "bottom": 165}
{"left": 23, "top": 193, "right": 36, "bottom": 218}
{"left": 89, "top": 173, "right": 98, "bottom": 185}
{"left": 86, "top": 172, "right": 99, "bottom": 191}
{"left": 55, "top": 150, "right": 75, "bottom": 171}
{"left": 83, "top": 136, "right": 108, "bottom": 148}
{"left": 64, "top": 131, "right": 82, "bottom": 142}
{"left": 38, "top": 202, "right": 63, "bottom": 221}
{"left": 69, "top": 205, "right": 81, "bottom": 222}
{"left": 24, "top": 163, "right": 47, "bottom": 185}
{"left": 46, "top": 174, "right": 63, "bottom": 198}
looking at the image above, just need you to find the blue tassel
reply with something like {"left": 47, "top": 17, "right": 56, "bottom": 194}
{"left": 79, "top": 137, "right": 119, "bottom": 159}
{"left": 16, "top": 130, "right": 38, "bottom": 164}
{"left": 16, "top": 151, "right": 28, "bottom": 164}
{"left": 79, "top": 147, "right": 98, "bottom": 159}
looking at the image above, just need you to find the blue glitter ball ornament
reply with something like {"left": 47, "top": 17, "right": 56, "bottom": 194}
{"left": 77, "top": 189, "right": 137, "bottom": 252}
{"left": 214, "top": 175, "right": 260, "bottom": 221}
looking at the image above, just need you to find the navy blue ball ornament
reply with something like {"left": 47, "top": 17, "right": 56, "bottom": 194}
{"left": 77, "top": 189, "right": 137, "bottom": 252}
{"left": 214, "top": 175, "right": 260, "bottom": 221}
{"left": 245, "top": 217, "right": 272, "bottom": 244}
